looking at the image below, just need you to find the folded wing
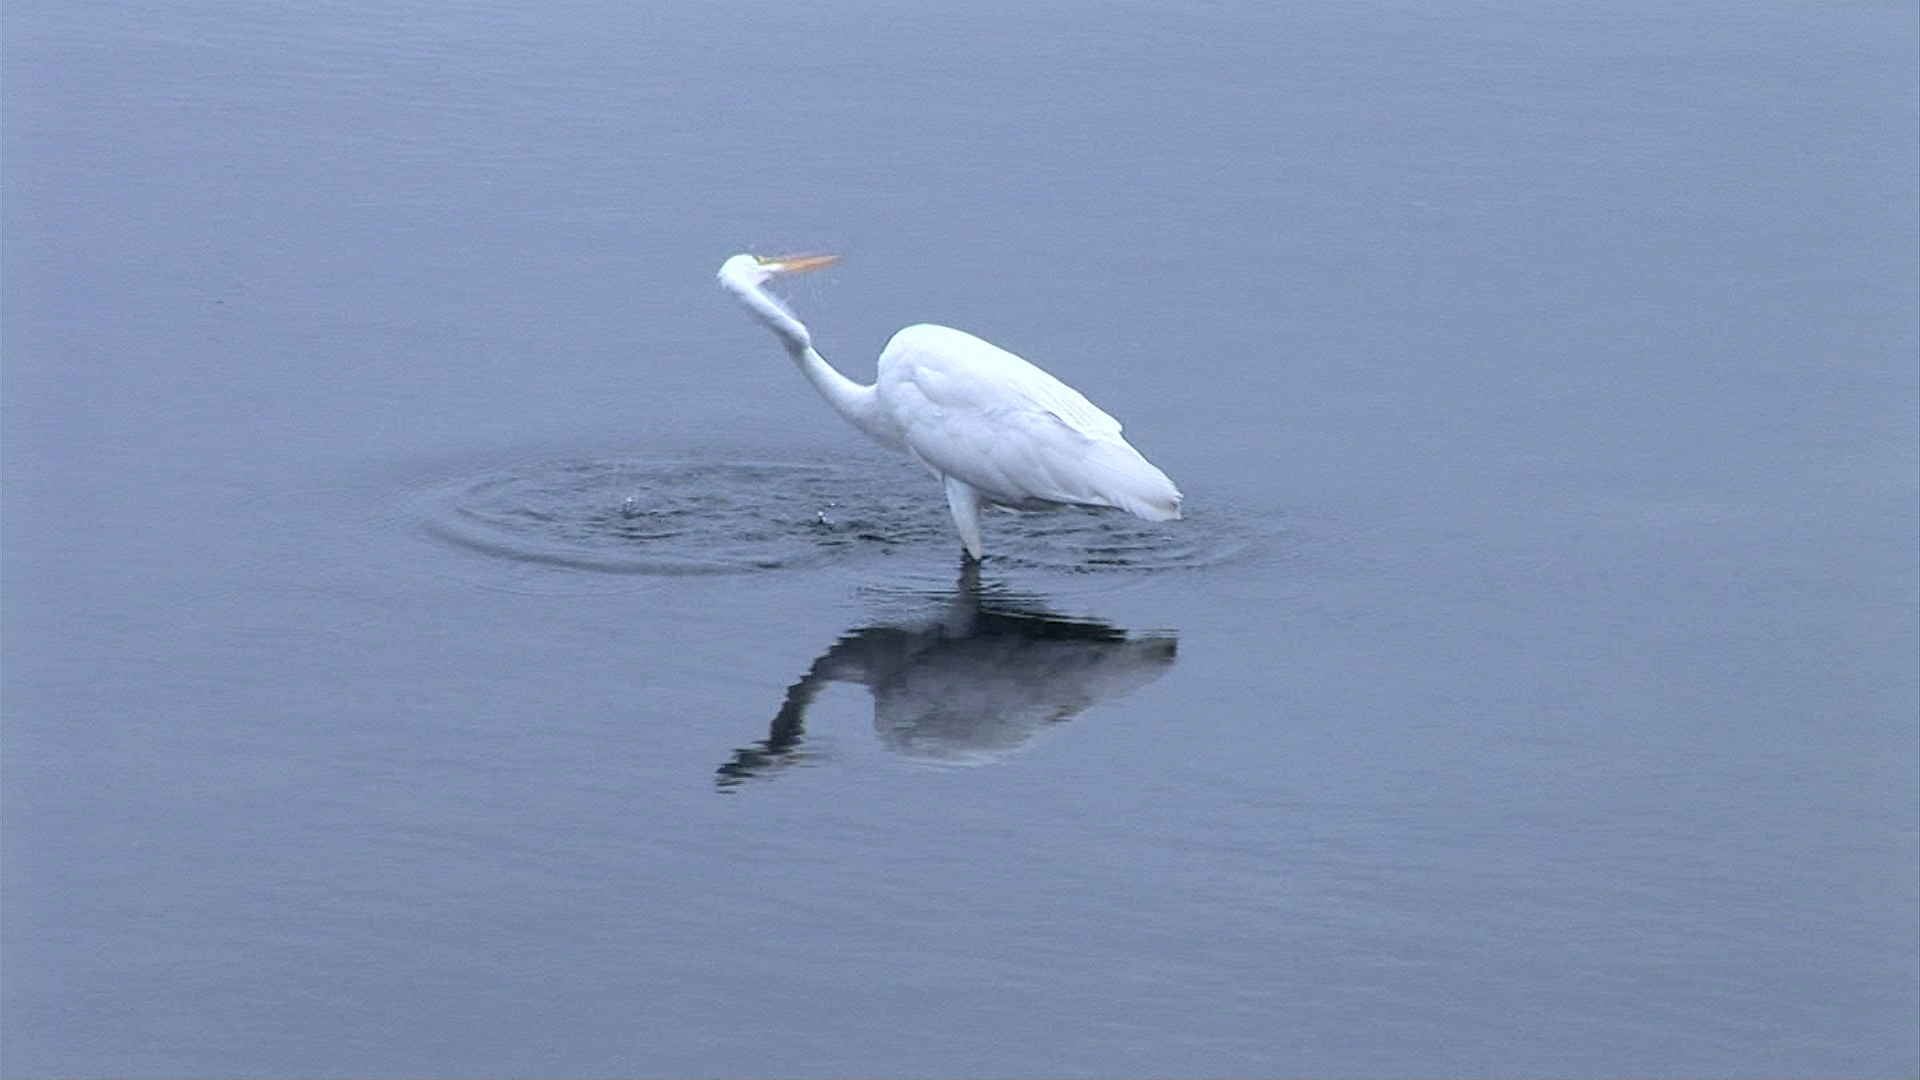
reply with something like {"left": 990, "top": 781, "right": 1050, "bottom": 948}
{"left": 876, "top": 324, "right": 1182, "bottom": 521}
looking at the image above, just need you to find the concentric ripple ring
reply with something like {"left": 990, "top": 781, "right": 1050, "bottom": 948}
{"left": 409, "top": 454, "right": 1266, "bottom": 576}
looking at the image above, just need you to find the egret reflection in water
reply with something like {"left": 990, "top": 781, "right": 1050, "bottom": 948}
{"left": 717, "top": 566, "right": 1178, "bottom": 789}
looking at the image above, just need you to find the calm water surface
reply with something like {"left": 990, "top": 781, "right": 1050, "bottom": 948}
{"left": 4, "top": 3, "right": 1915, "bottom": 1076}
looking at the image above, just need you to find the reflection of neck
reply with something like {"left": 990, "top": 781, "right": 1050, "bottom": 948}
{"left": 716, "top": 619, "right": 880, "bottom": 788}
{"left": 714, "top": 663, "right": 817, "bottom": 788}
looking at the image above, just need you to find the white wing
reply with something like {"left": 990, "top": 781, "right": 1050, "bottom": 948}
{"left": 875, "top": 324, "right": 1181, "bottom": 520}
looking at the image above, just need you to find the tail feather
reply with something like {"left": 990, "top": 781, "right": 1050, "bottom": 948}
{"left": 1081, "top": 437, "right": 1182, "bottom": 522}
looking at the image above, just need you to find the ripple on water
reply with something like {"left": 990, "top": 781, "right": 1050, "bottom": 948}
{"left": 410, "top": 455, "right": 1268, "bottom": 576}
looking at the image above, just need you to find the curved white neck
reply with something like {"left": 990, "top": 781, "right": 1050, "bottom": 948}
{"left": 719, "top": 269, "right": 892, "bottom": 446}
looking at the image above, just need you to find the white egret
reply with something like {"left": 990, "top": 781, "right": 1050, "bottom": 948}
{"left": 717, "top": 252, "right": 1181, "bottom": 560}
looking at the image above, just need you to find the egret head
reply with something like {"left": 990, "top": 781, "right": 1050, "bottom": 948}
{"left": 718, "top": 252, "right": 841, "bottom": 289}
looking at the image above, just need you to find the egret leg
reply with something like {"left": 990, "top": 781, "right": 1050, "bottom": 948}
{"left": 942, "top": 475, "right": 985, "bottom": 561}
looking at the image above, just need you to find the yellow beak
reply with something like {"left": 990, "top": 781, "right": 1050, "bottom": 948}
{"left": 757, "top": 253, "right": 841, "bottom": 274}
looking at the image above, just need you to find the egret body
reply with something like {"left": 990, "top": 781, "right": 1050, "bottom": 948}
{"left": 716, "top": 253, "right": 1181, "bottom": 560}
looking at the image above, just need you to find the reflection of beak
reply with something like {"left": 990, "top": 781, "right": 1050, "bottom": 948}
{"left": 757, "top": 253, "right": 841, "bottom": 275}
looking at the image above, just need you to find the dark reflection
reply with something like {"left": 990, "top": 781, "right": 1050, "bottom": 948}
{"left": 718, "top": 564, "right": 1178, "bottom": 789}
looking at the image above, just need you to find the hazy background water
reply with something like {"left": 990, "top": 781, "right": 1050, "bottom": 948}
{"left": 4, "top": 2, "right": 1915, "bottom": 1076}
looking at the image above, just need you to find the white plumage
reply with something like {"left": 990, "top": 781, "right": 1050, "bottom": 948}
{"left": 717, "top": 253, "right": 1181, "bottom": 559}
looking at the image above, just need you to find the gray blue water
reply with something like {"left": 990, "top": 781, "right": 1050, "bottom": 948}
{"left": 4, "top": 3, "right": 1915, "bottom": 1076}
